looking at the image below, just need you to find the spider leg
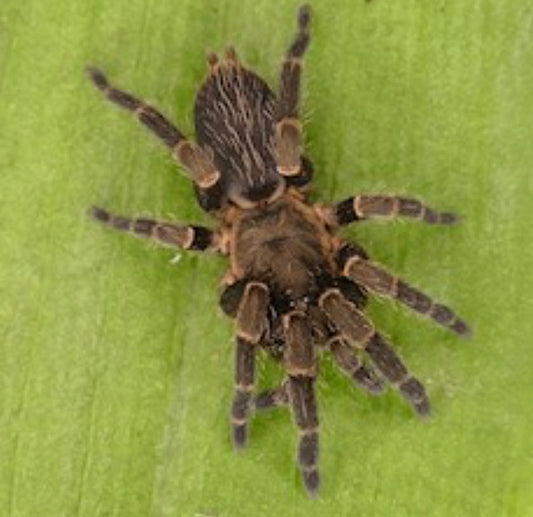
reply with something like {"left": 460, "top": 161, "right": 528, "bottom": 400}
{"left": 319, "top": 288, "right": 430, "bottom": 416}
{"left": 308, "top": 275, "right": 383, "bottom": 394}
{"left": 329, "top": 337, "right": 385, "bottom": 395}
{"left": 87, "top": 67, "right": 221, "bottom": 192}
{"left": 283, "top": 310, "right": 320, "bottom": 496}
{"left": 365, "top": 333, "right": 430, "bottom": 416}
{"left": 336, "top": 243, "right": 471, "bottom": 336}
{"left": 232, "top": 282, "right": 270, "bottom": 448}
{"left": 90, "top": 206, "right": 218, "bottom": 252}
{"left": 275, "top": 5, "right": 311, "bottom": 181}
{"left": 333, "top": 194, "right": 459, "bottom": 225}
{"left": 254, "top": 380, "right": 290, "bottom": 411}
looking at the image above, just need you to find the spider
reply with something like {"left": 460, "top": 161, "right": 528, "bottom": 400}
{"left": 88, "top": 4, "right": 470, "bottom": 497}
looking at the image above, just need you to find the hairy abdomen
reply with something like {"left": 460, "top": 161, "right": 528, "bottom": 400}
{"left": 195, "top": 64, "right": 283, "bottom": 204}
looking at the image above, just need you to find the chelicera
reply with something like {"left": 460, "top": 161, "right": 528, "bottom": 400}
{"left": 88, "top": 5, "right": 470, "bottom": 497}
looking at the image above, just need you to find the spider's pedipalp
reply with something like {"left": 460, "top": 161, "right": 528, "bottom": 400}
{"left": 333, "top": 194, "right": 460, "bottom": 225}
{"left": 232, "top": 282, "right": 270, "bottom": 448}
{"left": 336, "top": 245, "right": 471, "bottom": 336}
{"left": 329, "top": 337, "right": 385, "bottom": 395}
{"left": 90, "top": 206, "right": 217, "bottom": 251}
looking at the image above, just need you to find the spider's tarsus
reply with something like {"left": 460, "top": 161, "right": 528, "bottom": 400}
{"left": 288, "top": 5, "right": 311, "bottom": 59}
{"left": 232, "top": 425, "right": 248, "bottom": 451}
{"left": 451, "top": 319, "right": 472, "bottom": 338}
{"left": 303, "top": 469, "right": 320, "bottom": 498}
{"left": 298, "top": 4, "right": 312, "bottom": 30}
{"left": 414, "top": 399, "right": 431, "bottom": 418}
{"left": 90, "top": 206, "right": 130, "bottom": 232}
{"left": 90, "top": 205, "right": 110, "bottom": 223}
{"left": 440, "top": 212, "right": 461, "bottom": 225}
{"left": 398, "top": 376, "right": 431, "bottom": 417}
{"left": 86, "top": 66, "right": 108, "bottom": 91}
{"left": 425, "top": 210, "right": 461, "bottom": 225}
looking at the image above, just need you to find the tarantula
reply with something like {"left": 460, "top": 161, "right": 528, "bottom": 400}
{"left": 88, "top": 5, "right": 470, "bottom": 497}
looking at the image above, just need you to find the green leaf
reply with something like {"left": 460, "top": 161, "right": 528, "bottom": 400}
{"left": 1, "top": 1, "right": 532, "bottom": 516}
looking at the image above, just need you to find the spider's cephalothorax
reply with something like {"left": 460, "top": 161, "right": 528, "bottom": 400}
{"left": 88, "top": 5, "right": 470, "bottom": 497}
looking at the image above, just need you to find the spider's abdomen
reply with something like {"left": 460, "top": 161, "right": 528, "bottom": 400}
{"left": 233, "top": 198, "right": 329, "bottom": 298}
{"left": 194, "top": 62, "right": 284, "bottom": 206}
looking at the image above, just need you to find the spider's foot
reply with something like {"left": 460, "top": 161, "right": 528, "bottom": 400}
{"left": 232, "top": 422, "right": 248, "bottom": 450}
{"left": 86, "top": 66, "right": 108, "bottom": 90}
{"left": 424, "top": 210, "right": 461, "bottom": 225}
{"left": 90, "top": 205, "right": 110, "bottom": 223}
{"left": 413, "top": 398, "right": 431, "bottom": 418}
{"left": 449, "top": 318, "right": 472, "bottom": 338}
{"left": 399, "top": 377, "right": 431, "bottom": 418}
{"left": 302, "top": 467, "right": 320, "bottom": 498}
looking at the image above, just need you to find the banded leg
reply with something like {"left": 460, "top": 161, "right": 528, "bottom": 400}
{"left": 319, "top": 289, "right": 429, "bottom": 416}
{"left": 336, "top": 244, "right": 471, "bottom": 336}
{"left": 254, "top": 381, "right": 290, "bottom": 411}
{"left": 87, "top": 67, "right": 220, "bottom": 190}
{"left": 334, "top": 194, "right": 459, "bottom": 225}
{"left": 283, "top": 311, "right": 319, "bottom": 496}
{"left": 232, "top": 282, "right": 270, "bottom": 448}
{"left": 276, "top": 5, "right": 311, "bottom": 179}
{"left": 329, "top": 337, "right": 385, "bottom": 395}
{"left": 365, "top": 332, "right": 430, "bottom": 416}
{"left": 91, "top": 206, "right": 217, "bottom": 251}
